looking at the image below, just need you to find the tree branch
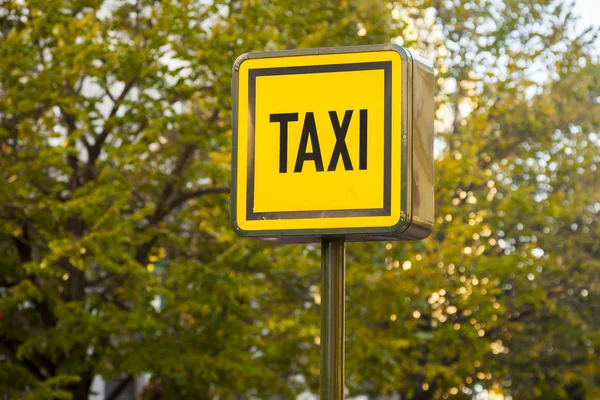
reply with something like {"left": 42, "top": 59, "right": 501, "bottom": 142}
{"left": 88, "top": 75, "right": 138, "bottom": 166}
{"left": 34, "top": 298, "right": 58, "bottom": 328}
{"left": 133, "top": 106, "right": 223, "bottom": 263}
{"left": 134, "top": 186, "right": 229, "bottom": 264}
{"left": 166, "top": 186, "right": 230, "bottom": 211}
{"left": 147, "top": 143, "right": 197, "bottom": 226}
{"left": 104, "top": 87, "right": 116, "bottom": 103}
{"left": 98, "top": 291, "right": 131, "bottom": 312}
{"left": 12, "top": 221, "right": 32, "bottom": 263}
{"left": 1, "top": 338, "right": 53, "bottom": 380}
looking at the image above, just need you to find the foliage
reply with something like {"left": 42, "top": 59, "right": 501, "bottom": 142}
{"left": 0, "top": 0, "right": 598, "bottom": 399}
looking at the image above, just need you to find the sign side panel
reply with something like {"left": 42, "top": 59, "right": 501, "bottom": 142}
{"left": 234, "top": 59, "right": 251, "bottom": 233}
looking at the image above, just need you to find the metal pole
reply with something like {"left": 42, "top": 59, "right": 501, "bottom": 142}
{"left": 320, "top": 238, "right": 346, "bottom": 400}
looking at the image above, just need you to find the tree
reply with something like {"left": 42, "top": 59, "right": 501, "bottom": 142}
{"left": 341, "top": 1, "right": 600, "bottom": 398}
{"left": 0, "top": 1, "right": 396, "bottom": 399}
{"left": 1, "top": 0, "right": 598, "bottom": 399}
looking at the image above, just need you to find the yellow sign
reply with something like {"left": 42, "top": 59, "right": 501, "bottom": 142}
{"left": 231, "top": 45, "right": 434, "bottom": 241}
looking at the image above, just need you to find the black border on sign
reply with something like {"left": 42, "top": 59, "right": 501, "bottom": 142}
{"left": 246, "top": 61, "right": 392, "bottom": 221}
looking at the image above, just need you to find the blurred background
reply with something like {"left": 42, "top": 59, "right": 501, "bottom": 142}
{"left": 0, "top": 0, "right": 598, "bottom": 399}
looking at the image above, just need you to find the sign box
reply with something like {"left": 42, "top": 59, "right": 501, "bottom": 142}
{"left": 231, "top": 45, "right": 434, "bottom": 242}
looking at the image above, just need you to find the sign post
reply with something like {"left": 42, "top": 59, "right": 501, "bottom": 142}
{"left": 320, "top": 238, "right": 346, "bottom": 400}
{"left": 231, "top": 44, "right": 435, "bottom": 398}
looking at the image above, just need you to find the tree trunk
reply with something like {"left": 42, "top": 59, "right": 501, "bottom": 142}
{"left": 411, "top": 387, "right": 434, "bottom": 400}
{"left": 70, "top": 374, "right": 93, "bottom": 400}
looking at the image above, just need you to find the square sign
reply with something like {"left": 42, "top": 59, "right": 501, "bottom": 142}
{"left": 231, "top": 45, "right": 434, "bottom": 242}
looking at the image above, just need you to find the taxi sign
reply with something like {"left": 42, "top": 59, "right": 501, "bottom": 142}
{"left": 231, "top": 45, "right": 434, "bottom": 242}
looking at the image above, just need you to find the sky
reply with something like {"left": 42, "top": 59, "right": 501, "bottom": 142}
{"left": 574, "top": 0, "right": 600, "bottom": 52}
